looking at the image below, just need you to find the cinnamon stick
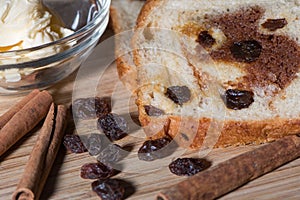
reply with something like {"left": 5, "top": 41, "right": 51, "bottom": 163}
{"left": 0, "top": 89, "right": 40, "bottom": 129}
{"left": 158, "top": 135, "right": 300, "bottom": 200}
{"left": 0, "top": 90, "right": 53, "bottom": 156}
{"left": 12, "top": 104, "right": 67, "bottom": 200}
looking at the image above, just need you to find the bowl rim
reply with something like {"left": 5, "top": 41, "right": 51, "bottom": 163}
{"left": 0, "top": 0, "right": 111, "bottom": 55}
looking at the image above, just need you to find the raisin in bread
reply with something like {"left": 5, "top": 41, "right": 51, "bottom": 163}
{"left": 132, "top": 0, "right": 300, "bottom": 148}
{"left": 110, "top": 0, "right": 146, "bottom": 91}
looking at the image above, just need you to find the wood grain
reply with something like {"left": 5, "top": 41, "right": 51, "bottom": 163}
{"left": 0, "top": 29, "right": 299, "bottom": 200}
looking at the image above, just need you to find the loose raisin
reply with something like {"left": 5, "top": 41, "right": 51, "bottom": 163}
{"left": 92, "top": 179, "right": 125, "bottom": 200}
{"left": 196, "top": 31, "right": 216, "bottom": 48}
{"left": 144, "top": 105, "right": 165, "bottom": 116}
{"left": 97, "top": 144, "right": 124, "bottom": 166}
{"left": 262, "top": 18, "right": 287, "bottom": 31}
{"left": 63, "top": 135, "right": 87, "bottom": 153}
{"left": 230, "top": 40, "right": 262, "bottom": 63}
{"left": 165, "top": 86, "right": 191, "bottom": 105}
{"left": 138, "top": 137, "right": 172, "bottom": 161}
{"left": 97, "top": 113, "right": 128, "bottom": 141}
{"left": 72, "top": 97, "right": 111, "bottom": 120}
{"left": 169, "top": 158, "right": 211, "bottom": 176}
{"left": 80, "top": 162, "right": 115, "bottom": 179}
{"left": 86, "top": 133, "right": 103, "bottom": 156}
{"left": 223, "top": 89, "right": 254, "bottom": 110}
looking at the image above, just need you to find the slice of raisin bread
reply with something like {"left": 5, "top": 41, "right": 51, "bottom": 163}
{"left": 132, "top": 0, "right": 300, "bottom": 148}
{"left": 110, "top": 0, "right": 146, "bottom": 91}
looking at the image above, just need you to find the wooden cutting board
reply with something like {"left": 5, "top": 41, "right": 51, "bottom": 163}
{"left": 0, "top": 29, "right": 299, "bottom": 200}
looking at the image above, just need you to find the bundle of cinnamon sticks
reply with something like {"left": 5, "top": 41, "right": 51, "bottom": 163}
{"left": 0, "top": 89, "right": 68, "bottom": 200}
{"left": 0, "top": 90, "right": 52, "bottom": 156}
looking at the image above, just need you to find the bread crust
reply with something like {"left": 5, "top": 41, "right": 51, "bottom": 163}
{"left": 110, "top": 6, "right": 129, "bottom": 79}
{"left": 110, "top": 1, "right": 148, "bottom": 92}
{"left": 140, "top": 113, "right": 300, "bottom": 149}
{"left": 136, "top": 0, "right": 162, "bottom": 28}
{"left": 110, "top": 6, "right": 132, "bottom": 84}
{"left": 132, "top": 0, "right": 163, "bottom": 67}
{"left": 109, "top": 7, "right": 121, "bottom": 33}
{"left": 132, "top": 0, "right": 300, "bottom": 149}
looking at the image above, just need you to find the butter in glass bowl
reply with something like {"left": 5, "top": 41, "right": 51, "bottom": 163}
{"left": 0, "top": 0, "right": 110, "bottom": 94}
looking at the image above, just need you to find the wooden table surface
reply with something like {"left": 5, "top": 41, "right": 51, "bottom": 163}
{"left": 0, "top": 29, "right": 299, "bottom": 200}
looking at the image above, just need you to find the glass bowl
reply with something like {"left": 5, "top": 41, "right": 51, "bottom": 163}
{"left": 0, "top": 0, "right": 110, "bottom": 94}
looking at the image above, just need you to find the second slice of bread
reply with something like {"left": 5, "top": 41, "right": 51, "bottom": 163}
{"left": 110, "top": 0, "right": 146, "bottom": 91}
